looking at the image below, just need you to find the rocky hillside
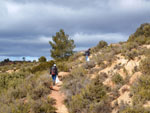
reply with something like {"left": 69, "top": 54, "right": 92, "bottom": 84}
{"left": 61, "top": 23, "right": 150, "bottom": 113}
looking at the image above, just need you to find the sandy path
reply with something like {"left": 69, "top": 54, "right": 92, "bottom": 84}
{"left": 49, "top": 83, "right": 68, "bottom": 113}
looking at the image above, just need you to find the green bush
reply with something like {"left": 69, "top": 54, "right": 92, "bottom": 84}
{"left": 27, "top": 74, "right": 52, "bottom": 100}
{"left": 93, "top": 50, "right": 115, "bottom": 67}
{"left": 128, "top": 23, "right": 150, "bottom": 45}
{"left": 56, "top": 61, "right": 69, "bottom": 72}
{"left": 120, "top": 106, "right": 150, "bottom": 113}
{"left": 63, "top": 67, "right": 88, "bottom": 94}
{"left": 30, "top": 84, "right": 50, "bottom": 100}
{"left": 10, "top": 86, "right": 27, "bottom": 99}
{"left": 10, "top": 100, "right": 30, "bottom": 113}
{"left": 140, "top": 56, "right": 150, "bottom": 75}
{"left": 97, "top": 40, "right": 108, "bottom": 49}
{"left": 31, "top": 60, "right": 54, "bottom": 73}
{"left": 124, "top": 49, "right": 138, "bottom": 60}
{"left": 6, "top": 97, "right": 56, "bottom": 113}
{"left": 62, "top": 67, "right": 90, "bottom": 109}
{"left": 112, "top": 73, "right": 124, "bottom": 85}
{"left": 131, "top": 75, "right": 150, "bottom": 105}
{"left": 92, "top": 40, "right": 108, "bottom": 52}
{"left": 0, "top": 71, "right": 30, "bottom": 93}
{"left": 66, "top": 75, "right": 111, "bottom": 113}
{"left": 38, "top": 56, "right": 47, "bottom": 62}
{"left": 0, "top": 71, "right": 55, "bottom": 113}
{"left": 122, "top": 42, "right": 139, "bottom": 51}
{"left": 30, "top": 97, "right": 56, "bottom": 113}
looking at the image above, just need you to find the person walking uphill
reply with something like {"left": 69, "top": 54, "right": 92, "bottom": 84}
{"left": 50, "top": 64, "right": 58, "bottom": 86}
{"left": 85, "top": 48, "right": 91, "bottom": 62}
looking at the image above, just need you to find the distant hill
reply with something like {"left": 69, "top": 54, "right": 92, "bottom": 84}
{"left": 0, "top": 60, "right": 31, "bottom": 66}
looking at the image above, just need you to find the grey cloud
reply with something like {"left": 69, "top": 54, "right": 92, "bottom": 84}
{"left": 0, "top": 36, "right": 51, "bottom": 57}
{"left": 0, "top": 0, "right": 150, "bottom": 60}
{"left": 1, "top": 0, "right": 150, "bottom": 36}
{"left": 0, "top": 42, "right": 50, "bottom": 57}
{"left": 8, "top": 0, "right": 109, "bottom": 9}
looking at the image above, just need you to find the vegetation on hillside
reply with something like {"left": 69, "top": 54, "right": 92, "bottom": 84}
{"left": 62, "top": 23, "right": 150, "bottom": 113}
{"left": 0, "top": 63, "right": 56, "bottom": 113}
{"left": 128, "top": 23, "right": 150, "bottom": 45}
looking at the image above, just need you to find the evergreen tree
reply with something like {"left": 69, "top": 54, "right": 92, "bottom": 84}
{"left": 49, "top": 29, "right": 75, "bottom": 61}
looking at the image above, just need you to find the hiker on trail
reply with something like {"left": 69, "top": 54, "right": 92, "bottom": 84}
{"left": 85, "top": 48, "right": 90, "bottom": 62}
{"left": 50, "top": 64, "right": 58, "bottom": 85}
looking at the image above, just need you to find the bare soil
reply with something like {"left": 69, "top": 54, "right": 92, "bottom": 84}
{"left": 49, "top": 82, "right": 68, "bottom": 113}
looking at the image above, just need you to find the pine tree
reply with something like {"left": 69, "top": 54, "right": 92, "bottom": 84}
{"left": 49, "top": 29, "right": 75, "bottom": 61}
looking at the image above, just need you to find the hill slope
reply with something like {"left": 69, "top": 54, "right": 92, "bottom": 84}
{"left": 61, "top": 23, "right": 150, "bottom": 113}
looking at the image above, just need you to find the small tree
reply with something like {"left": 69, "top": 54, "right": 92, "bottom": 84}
{"left": 4, "top": 58, "right": 10, "bottom": 62}
{"left": 38, "top": 56, "right": 47, "bottom": 62}
{"left": 22, "top": 57, "right": 25, "bottom": 61}
{"left": 49, "top": 29, "right": 75, "bottom": 61}
{"left": 97, "top": 40, "right": 108, "bottom": 49}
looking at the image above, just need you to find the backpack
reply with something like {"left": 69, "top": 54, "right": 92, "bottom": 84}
{"left": 51, "top": 66, "right": 56, "bottom": 75}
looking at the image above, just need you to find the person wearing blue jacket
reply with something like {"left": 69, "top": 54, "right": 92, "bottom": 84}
{"left": 85, "top": 48, "right": 91, "bottom": 61}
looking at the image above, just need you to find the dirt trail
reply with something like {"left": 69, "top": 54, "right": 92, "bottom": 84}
{"left": 49, "top": 82, "right": 68, "bottom": 113}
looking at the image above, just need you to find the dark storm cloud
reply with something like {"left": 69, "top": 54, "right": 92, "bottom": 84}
{"left": 0, "top": 0, "right": 150, "bottom": 60}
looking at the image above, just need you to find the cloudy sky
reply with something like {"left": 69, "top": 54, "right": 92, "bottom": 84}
{"left": 0, "top": 0, "right": 150, "bottom": 61}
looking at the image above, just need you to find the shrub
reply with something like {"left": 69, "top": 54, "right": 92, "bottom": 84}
{"left": 62, "top": 67, "right": 90, "bottom": 109}
{"left": 97, "top": 40, "right": 108, "bottom": 49}
{"left": 82, "top": 60, "right": 96, "bottom": 69}
{"left": 63, "top": 67, "right": 88, "bottom": 94}
{"left": 92, "top": 40, "right": 108, "bottom": 52}
{"left": 30, "top": 97, "right": 56, "bottom": 113}
{"left": 0, "top": 71, "right": 55, "bottom": 113}
{"left": 27, "top": 74, "right": 52, "bottom": 100}
{"left": 30, "top": 84, "right": 50, "bottom": 100}
{"left": 56, "top": 61, "right": 69, "bottom": 72}
{"left": 10, "top": 100, "right": 30, "bottom": 113}
{"left": 124, "top": 49, "right": 138, "bottom": 60}
{"left": 121, "top": 42, "right": 139, "bottom": 52}
{"left": 120, "top": 106, "right": 150, "bottom": 113}
{"left": 31, "top": 60, "right": 54, "bottom": 73}
{"left": 89, "top": 101, "right": 112, "bottom": 113}
{"left": 109, "top": 44, "right": 122, "bottom": 55}
{"left": 131, "top": 75, "right": 150, "bottom": 105}
{"left": 140, "top": 56, "right": 150, "bottom": 75}
{"left": 10, "top": 86, "right": 27, "bottom": 99}
{"left": 93, "top": 54, "right": 104, "bottom": 66}
{"left": 8, "top": 97, "right": 56, "bottom": 113}
{"left": 128, "top": 23, "right": 150, "bottom": 45}
{"left": 93, "top": 51, "right": 115, "bottom": 67}
{"left": 67, "top": 75, "right": 111, "bottom": 113}
{"left": 112, "top": 73, "right": 124, "bottom": 85}
{"left": 135, "top": 35, "right": 147, "bottom": 45}
{"left": 0, "top": 71, "right": 30, "bottom": 93}
{"left": 38, "top": 56, "right": 47, "bottom": 62}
